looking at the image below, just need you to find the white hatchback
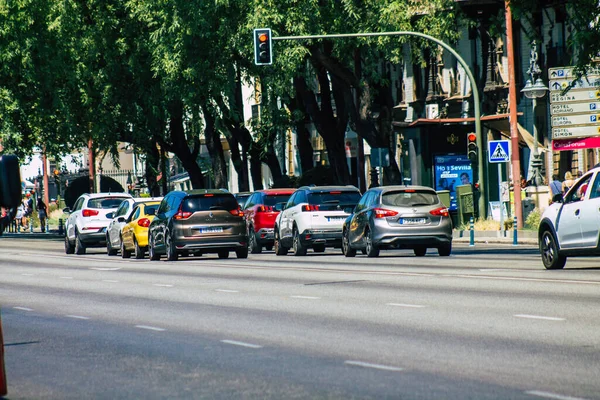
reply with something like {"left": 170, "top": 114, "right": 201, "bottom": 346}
{"left": 64, "top": 192, "right": 133, "bottom": 255}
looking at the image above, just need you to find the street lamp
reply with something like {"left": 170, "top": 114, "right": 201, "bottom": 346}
{"left": 520, "top": 41, "right": 549, "bottom": 191}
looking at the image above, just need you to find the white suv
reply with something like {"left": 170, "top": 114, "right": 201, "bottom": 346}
{"left": 273, "top": 185, "right": 361, "bottom": 256}
{"left": 539, "top": 166, "right": 600, "bottom": 269}
{"left": 64, "top": 192, "right": 133, "bottom": 255}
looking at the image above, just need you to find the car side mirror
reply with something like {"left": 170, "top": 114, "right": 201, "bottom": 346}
{"left": 63, "top": 207, "right": 71, "bottom": 214}
{"left": 344, "top": 207, "right": 354, "bottom": 214}
{"left": 117, "top": 216, "right": 126, "bottom": 223}
{"left": 274, "top": 202, "right": 285, "bottom": 211}
{"left": 106, "top": 212, "right": 114, "bottom": 219}
{"left": 552, "top": 193, "right": 563, "bottom": 204}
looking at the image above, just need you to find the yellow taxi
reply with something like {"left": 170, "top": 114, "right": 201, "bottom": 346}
{"left": 121, "top": 200, "right": 161, "bottom": 259}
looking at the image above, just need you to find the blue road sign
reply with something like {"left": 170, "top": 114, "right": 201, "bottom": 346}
{"left": 488, "top": 140, "right": 510, "bottom": 163}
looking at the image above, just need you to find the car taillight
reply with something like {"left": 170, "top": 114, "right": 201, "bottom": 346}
{"left": 257, "top": 205, "right": 274, "bottom": 212}
{"left": 229, "top": 207, "right": 244, "bottom": 217}
{"left": 430, "top": 207, "right": 449, "bottom": 217}
{"left": 302, "top": 205, "right": 320, "bottom": 212}
{"left": 373, "top": 208, "right": 399, "bottom": 218}
{"left": 82, "top": 209, "right": 99, "bottom": 217}
{"left": 174, "top": 204, "right": 192, "bottom": 220}
{"left": 137, "top": 218, "right": 151, "bottom": 227}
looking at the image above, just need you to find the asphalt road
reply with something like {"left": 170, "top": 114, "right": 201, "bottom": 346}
{"left": 1, "top": 238, "right": 600, "bottom": 400}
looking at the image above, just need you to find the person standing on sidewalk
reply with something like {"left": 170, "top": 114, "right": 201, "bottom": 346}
{"left": 37, "top": 197, "right": 47, "bottom": 233}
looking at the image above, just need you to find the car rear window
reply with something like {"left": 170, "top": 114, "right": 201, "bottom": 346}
{"left": 264, "top": 194, "right": 292, "bottom": 206}
{"left": 144, "top": 204, "right": 159, "bottom": 215}
{"left": 235, "top": 194, "right": 251, "bottom": 208}
{"left": 308, "top": 191, "right": 361, "bottom": 210}
{"left": 88, "top": 197, "right": 130, "bottom": 209}
{"left": 182, "top": 194, "right": 238, "bottom": 212}
{"left": 382, "top": 190, "right": 438, "bottom": 207}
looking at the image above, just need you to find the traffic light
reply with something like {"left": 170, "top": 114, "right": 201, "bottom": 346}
{"left": 467, "top": 132, "right": 478, "bottom": 162}
{"left": 254, "top": 28, "right": 272, "bottom": 65}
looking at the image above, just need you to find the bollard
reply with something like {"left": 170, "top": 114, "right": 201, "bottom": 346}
{"left": 58, "top": 219, "right": 64, "bottom": 236}
{"left": 469, "top": 216, "right": 475, "bottom": 246}
{"left": 513, "top": 215, "right": 518, "bottom": 246}
{"left": 45, "top": 219, "right": 49, "bottom": 234}
{"left": 29, "top": 218, "right": 33, "bottom": 233}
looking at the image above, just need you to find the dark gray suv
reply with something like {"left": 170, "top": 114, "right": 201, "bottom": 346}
{"left": 148, "top": 189, "right": 247, "bottom": 261}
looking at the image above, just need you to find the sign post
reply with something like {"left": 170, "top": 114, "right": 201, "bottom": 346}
{"left": 489, "top": 140, "right": 511, "bottom": 234}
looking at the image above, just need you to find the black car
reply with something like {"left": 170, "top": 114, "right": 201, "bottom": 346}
{"left": 148, "top": 189, "right": 248, "bottom": 261}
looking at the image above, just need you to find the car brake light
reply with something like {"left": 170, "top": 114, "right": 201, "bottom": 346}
{"left": 430, "top": 207, "right": 449, "bottom": 217}
{"left": 373, "top": 208, "right": 399, "bottom": 218}
{"left": 137, "top": 218, "right": 151, "bottom": 227}
{"left": 82, "top": 209, "right": 99, "bottom": 217}
{"left": 302, "top": 205, "right": 320, "bottom": 212}
{"left": 229, "top": 207, "right": 244, "bottom": 217}
{"left": 174, "top": 204, "right": 192, "bottom": 220}
{"left": 329, "top": 191, "right": 341, "bottom": 194}
{"left": 257, "top": 205, "right": 274, "bottom": 212}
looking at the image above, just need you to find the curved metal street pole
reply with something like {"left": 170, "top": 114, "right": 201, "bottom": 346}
{"left": 274, "top": 31, "right": 485, "bottom": 217}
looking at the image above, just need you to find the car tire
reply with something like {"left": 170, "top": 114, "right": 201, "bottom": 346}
{"left": 438, "top": 243, "right": 452, "bottom": 257}
{"left": 540, "top": 230, "right": 566, "bottom": 270}
{"left": 218, "top": 250, "right": 229, "bottom": 259}
{"left": 365, "top": 228, "right": 379, "bottom": 258}
{"left": 75, "top": 231, "right": 86, "bottom": 255}
{"left": 236, "top": 247, "right": 248, "bottom": 259}
{"left": 293, "top": 227, "right": 307, "bottom": 256}
{"left": 165, "top": 231, "right": 178, "bottom": 261}
{"left": 121, "top": 237, "right": 131, "bottom": 259}
{"left": 342, "top": 229, "right": 356, "bottom": 258}
{"left": 106, "top": 235, "right": 118, "bottom": 256}
{"left": 149, "top": 234, "right": 160, "bottom": 261}
{"left": 248, "top": 227, "right": 262, "bottom": 254}
{"left": 64, "top": 234, "right": 74, "bottom": 254}
{"left": 134, "top": 238, "right": 145, "bottom": 259}
{"left": 274, "top": 228, "right": 288, "bottom": 256}
{"left": 313, "top": 244, "right": 326, "bottom": 253}
{"left": 414, "top": 246, "right": 427, "bottom": 257}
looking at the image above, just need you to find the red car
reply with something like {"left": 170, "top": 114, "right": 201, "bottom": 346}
{"left": 242, "top": 189, "right": 295, "bottom": 253}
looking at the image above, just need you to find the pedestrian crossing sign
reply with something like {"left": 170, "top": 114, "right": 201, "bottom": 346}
{"left": 488, "top": 140, "right": 510, "bottom": 163}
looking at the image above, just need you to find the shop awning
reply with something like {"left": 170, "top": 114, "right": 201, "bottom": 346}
{"left": 484, "top": 119, "right": 547, "bottom": 152}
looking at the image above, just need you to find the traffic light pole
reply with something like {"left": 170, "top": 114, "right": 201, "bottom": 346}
{"left": 273, "top": 31, "right": 486, "bottom": 217}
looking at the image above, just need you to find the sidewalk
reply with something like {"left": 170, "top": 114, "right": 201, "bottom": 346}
{"left": 453, "top": 230, "right": 538, "bottom": 246}
{"left": 0, "top": 229, "right": 63, "bottom": 240}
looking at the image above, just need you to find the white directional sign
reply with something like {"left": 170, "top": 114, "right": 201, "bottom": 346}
{"left": 551, "top": 113, "right": 600, "bottom": 126}
{"left": 549, "top": 66, "right": 600, "bottom": 80}
{"left": 549, "top": 75, "right": 600, "bottom": 92}
{"left": 552, "top": 126, "right": 600, "bottom": 139}
{"left": 550, "top": 89, "right": 600, "bottom": 104}
{"left": 488, "top": 140, "right": 510, "bottom": 163}
{"left": 551, "top": 101, "right": 600, "bottom": 115}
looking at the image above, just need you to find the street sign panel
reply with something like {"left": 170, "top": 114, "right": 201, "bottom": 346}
{"left": 549, "top": 66, "right": 600, "bottom": 80}
{"left": 549, "top": 75, "right": 600, "bottom": 92}
{"left": 551, "top": 101, "right": 600, "bottom": 115}
{"left": 550, "top": 89, "right": 600, "bottom": 104}
{"left": 488, "top": 140, "right": 510, "bottom": 163}
{"left": 551, "top": 114, "right": 599, "bottom": 126}
{"left": 553, "top": 136, "right": 600, "bottom": 151}
{"left": 552, "top": 126, "right": 600, "bottom": 139}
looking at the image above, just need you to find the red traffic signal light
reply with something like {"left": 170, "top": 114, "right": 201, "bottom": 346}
{"left": 467, "top": 132, "right": 478, "bottom": 162}
{"left": 467, "top": 133, "right": 477, "bottom": 143}
{"left": 254, "top": 28, "right": 272, "bottom": 65}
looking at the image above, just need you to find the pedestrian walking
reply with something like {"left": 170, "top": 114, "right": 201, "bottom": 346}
{"left": 562, "top": 171, "right": 574, "bottom": 194}
{"left": 37, "top": 197, "right": 47, "bottom": 233}
{"left": 549, "top": 174, "right": 562, "bottom": 196}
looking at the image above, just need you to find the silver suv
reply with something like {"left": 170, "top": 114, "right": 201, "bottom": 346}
{"left": 273, "top": 185, "right": 361, "bottom": 256}
{"left": 539, "top": 166, "right": 600, "bottom": 269}
{"left": 64, "top": 193, "right": 133, "bottom": 255}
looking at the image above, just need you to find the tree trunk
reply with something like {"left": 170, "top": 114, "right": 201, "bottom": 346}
{"left": 286, "top": 90, "right": 314, "bottom": 174}
{"left": 144, "top": 141, "right": 161, "bottom": 197}
{"left": 202, "top": 104, "right": 227, "bottom": 189}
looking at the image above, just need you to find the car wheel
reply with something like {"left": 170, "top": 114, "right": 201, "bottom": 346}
{"left": 365, "top": 228, "right": 379, "bottom": 258}
{"left": 342, "top": 229, "right": 356, "bottom": 258}
{"left": 75, "top": 231, "right": 86, "bottom": 255}
{"left": 540, "top": 230, "right": 566, "bottom": 270}
{"left": 64, "top": 233, "right": 74, "bottom": 254}
{"left": 149, "top": 234, "right": 160, "bottom": 261}
{"left": 414, "top": 246, "right": 427, "bottom": 257}
{"left": 165, "top": 230, "right": 178, "bottom": 261}
{"left": 293, "top": 227, "right": 307, "bottom": 256}
{"left": 106, "top": 235, "right": 117, "bottom": 256}
{"left": 134, "top": 238, "right": 145, "bottom": 259}
{"left": 121, "top": 237, "right": 131, "bottom": 259}
{"left": 248, "top": 227, "right": 262, "bottom": 254}
{"left": 274, "top": 228, "right": 288, "bottom": 256}
{"left": 236, "top": 247, "right": 248, "bottom": 259}
{"left": 438, "top": 243, "right": 452, "bottom": 257}
{"left": 218, "top": 250, "right": 229, "bottom": 259}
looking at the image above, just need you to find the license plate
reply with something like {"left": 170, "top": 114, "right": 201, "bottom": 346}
{"left": 399, "top": 218, "right": 426, "bottom": 225}
{"left": 326, "top": 216, "right": 346, "bottom": 222}
{"left": 198, "top": 227, "right": 223, "bottom": 233}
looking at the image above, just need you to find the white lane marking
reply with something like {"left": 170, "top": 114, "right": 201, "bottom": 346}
{"left": 290, "top": 295, "right": 321, "bottom": 299}
{"left": 387, "top": 303, "right": 426, "bottom": 308}
{"left": 345, "top": 360, "right": 404, "bottom": 372}
{"left": 215, "top": 289, "right": 239, "bottom": 293}
{"left": 153, "top": 284, "right": 174, "bottom": 287}
{"left": 135, "top": 325, "right": 166, "bottom": 332}
{"left": 21, "top": 273, "right": 34, "bottom": 276}
{"left": 479, "top": 269, "right": 517, "bottom": 272}
{"left": 526, "top": 390, "right": 589, "bottom": 400}
{"left": 221, "top": 340, "right": 263, "bottom": 349}
{"left": 60, "top": 276, "right": 73, "bottom": 279}
{"left": 66, "top": 315, "right": 90, "bottom": 320}
{"left": 102, "top": 280, "right": 119, "bottom": 283}
{"left": 13, "top": 306, "right": 33, "bottom": 311}
{"left": 90, "top": 267, "right": 121, "bottom": 271}
{"left": 445, "top": 274, "right": 600, "bottom": 286}
{"left": 514, "top": 314, "right": 565, "bottom": 321}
